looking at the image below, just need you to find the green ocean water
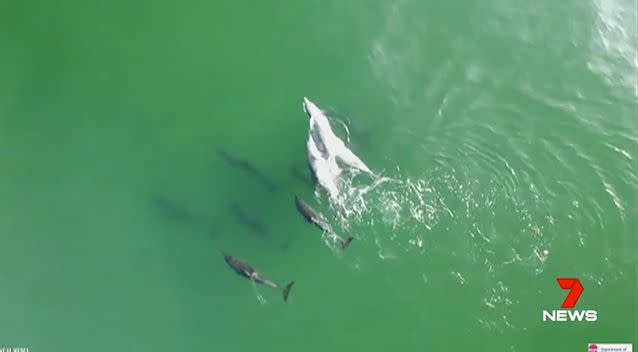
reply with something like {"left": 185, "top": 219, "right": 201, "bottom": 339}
{"left": 1, "top": 0, "right": 637, "bottom": 351}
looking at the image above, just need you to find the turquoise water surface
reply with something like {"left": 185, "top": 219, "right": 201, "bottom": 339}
{"left": 1, "top": 0, "right": 636, "bottom": 351}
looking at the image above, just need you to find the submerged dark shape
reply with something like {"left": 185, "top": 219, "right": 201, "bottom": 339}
{"left": 223, "top": 254, "right": 295, "bottom": 302}
{"left": 230, "top": 203, "right": 270, "bottom": 239}
{"left": 216, "top": 147, "right": 279, "bottom": 193}
{"left": 294, "top": 196, "right": 353, "bottom": 250}
{"left": 151, "top": 195, "right": 197, "bottom": 224}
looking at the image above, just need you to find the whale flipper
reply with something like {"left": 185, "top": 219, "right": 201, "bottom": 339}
{"left": 334, "top": 142, "right": 373, "bottom": 175}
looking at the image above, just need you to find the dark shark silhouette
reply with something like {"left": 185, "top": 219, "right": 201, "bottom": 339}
{"left": 229, "top": 203, "right": 270, "bottom": 239}
{"left": 216, "top": 147, "right": 279, "bottom": 193}
{"left": 151, "top": 195, "right": 197, "bottom": 225}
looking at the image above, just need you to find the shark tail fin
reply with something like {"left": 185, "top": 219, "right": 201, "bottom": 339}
{"left": 283, "top": 281, "right": 295, "bottom": 302}
{"left": 340, "top": 236, "right": 354, "bottom": 250}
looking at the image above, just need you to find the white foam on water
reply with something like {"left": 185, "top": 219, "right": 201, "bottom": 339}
{"left": 322, "top": 166, "right": 441, "bottom": 258}
{"left": 250, "top": 280, "right": 267, "bottom": 305}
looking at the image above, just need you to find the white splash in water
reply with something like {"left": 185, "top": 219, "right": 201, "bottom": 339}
{"left": 251, "top": 281, "right": 267, "bottom": 305}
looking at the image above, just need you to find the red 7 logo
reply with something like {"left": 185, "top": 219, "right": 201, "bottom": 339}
{"left": 556, "top": 278, "right": 584, "bottom": 308}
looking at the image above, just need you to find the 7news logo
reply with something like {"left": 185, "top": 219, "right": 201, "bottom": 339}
{"left": 542, "top": 278, "right": 598, "bottom": 322}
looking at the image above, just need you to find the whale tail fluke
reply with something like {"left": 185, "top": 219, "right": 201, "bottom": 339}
{"left": 282, "top": 281, "right": 295, "bottom": 302}
{"left": 340, "top": 236, "right": 354, "bottom": 250}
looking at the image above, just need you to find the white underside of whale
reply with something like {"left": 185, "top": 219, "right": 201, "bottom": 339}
{"left": 304, "top": 97, "right": 373, "bottom": 199}
{"left": 306, "top": 135, "right": 341, "bottom": 200}
{"left": 304, "top": 97, "right": 373, "bottom": 175}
